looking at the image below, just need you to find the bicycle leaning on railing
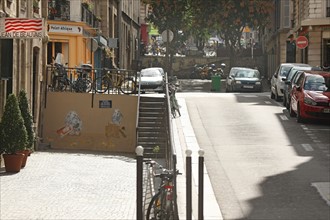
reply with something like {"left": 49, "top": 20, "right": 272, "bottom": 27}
{"left": 93, "top": 68, "right": 136, "bottom": 94}
{"left": 145, "top": 160, "right": 181, "bottom": 220}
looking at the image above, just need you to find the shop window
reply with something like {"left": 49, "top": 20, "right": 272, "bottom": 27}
{"left": 47, "top": 41, "right": 69, "bottom": 65}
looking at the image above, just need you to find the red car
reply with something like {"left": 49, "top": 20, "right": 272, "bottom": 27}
{"left": 289, "top": 70, "right": 330, "bottom": 123}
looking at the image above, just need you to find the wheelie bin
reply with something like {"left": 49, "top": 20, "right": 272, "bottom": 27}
{"left": 211, "top": 75, "right": 221, "bottom": 92}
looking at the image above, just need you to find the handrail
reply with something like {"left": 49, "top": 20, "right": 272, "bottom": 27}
{"left": 164, "top": 72, "right": 179, "bottom": 219}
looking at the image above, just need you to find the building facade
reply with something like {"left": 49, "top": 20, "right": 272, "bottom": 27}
{"left": 0, "top": 0, "right": 141, "bottom": 149}
{"left": 264, "top": 0, "right": 330, "bottom": 78}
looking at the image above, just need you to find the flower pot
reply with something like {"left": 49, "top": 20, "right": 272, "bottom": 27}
{"left": 16, "top": 149, "right": 30, "bottom": 168}
{"left": 3, "top": 153, "right": 24, "bottom": 173}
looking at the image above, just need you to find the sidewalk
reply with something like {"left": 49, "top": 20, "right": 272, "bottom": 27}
{"left": 174, "top": 97, "right": 223, "bottom": 220}
{"left": 0, "top": 95, "right": 223, "bottom": 220}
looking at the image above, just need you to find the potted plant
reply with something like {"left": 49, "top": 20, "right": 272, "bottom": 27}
{"left": 0, "top": 94, "right": 28, "bottom": 172}
{"left": 17, "top": 90, "right": 35, "bottom": 167}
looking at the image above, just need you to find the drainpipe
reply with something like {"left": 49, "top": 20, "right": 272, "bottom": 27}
{"left": 117, "top": 0, "right": 122, "bottom": 69}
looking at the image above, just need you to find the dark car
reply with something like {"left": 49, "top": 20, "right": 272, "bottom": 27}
{"left": 283, "top": 66, "right": 313, "bottom": 109}
{"left": 289, "top": 70, "right": 330, "bottom": 123}
{"left": 225, "top": 67, "right": 262, "bottom": 92}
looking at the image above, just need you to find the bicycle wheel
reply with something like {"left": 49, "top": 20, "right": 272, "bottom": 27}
{"left": 85, "top": 78, "right": 92, "bottom": 93}
{"left": 94, "top": 76, "right": 109, "bottom": 93}
{"left": 120, "top": 78, "right": 136, "bottom": 94}
{"left": 146, "top": 191, "right": 163, "bottom": 220}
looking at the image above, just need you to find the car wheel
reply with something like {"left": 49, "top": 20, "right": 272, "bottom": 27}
{"left": 296, "top": 104, "right": 305, "bottom": 123}
{"left": 289, "top": 102, "right": 296, "bottom": 117}
{"left": 271, "top": 91, "right": 275, "bottom": 99}
{"left": 286, "top": 98, "right": 290, "bottom": 110}
{"left": 283, "top": 95, "right": 286, "bottom": 107}
{"left": 275, "top": 89, "right": 281, "bottom": 101}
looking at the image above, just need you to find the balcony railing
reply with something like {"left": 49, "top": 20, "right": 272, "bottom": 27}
{"left": 81, "top": 4, "right": 100, "bottom": 28}
{"left": 48, "top": 0, "right": 70, "bottom": 21}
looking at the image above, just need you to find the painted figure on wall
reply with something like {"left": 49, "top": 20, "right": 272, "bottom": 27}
{"left": 57, "top": 111, "right": 82, "bottom": 137}
{"left": 105, "top": 109, "right": 127, "bottom": 138}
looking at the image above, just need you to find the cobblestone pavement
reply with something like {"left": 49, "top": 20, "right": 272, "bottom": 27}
{"left": 0, "top": 151, "right": 136, "bottom": 220}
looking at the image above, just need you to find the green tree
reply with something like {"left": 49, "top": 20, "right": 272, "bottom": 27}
{"left": 18, "top": 90, "right": 35, "bottom": 150}
{"left": 0, "top": 94, "right": 27, "bottom": 154}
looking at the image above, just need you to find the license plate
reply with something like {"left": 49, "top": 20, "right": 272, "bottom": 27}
{"left": 243, "top": 85, "right": 253, "bottom": 89}
{"left": 324, "top": 108, "right": 330, "bottom": 113}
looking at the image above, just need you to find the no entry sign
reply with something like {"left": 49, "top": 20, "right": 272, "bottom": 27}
{"left": 296, "top": 36, "right": 308, "bottom": 49}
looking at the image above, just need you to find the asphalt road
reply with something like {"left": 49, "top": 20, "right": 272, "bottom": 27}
{"left": 175, "top": 86, "right": 330, "bottom": 220}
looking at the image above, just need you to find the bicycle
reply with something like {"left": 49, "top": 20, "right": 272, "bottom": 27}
{"left": 168, "top": 83, "right": 181, "bottom": 118}
{"left": 50, "top": 64, "right": 92, "bottom": 93}
{"left": 94, "top": 69, "right": 136, "bottom": 94}
{"left": 146, "top": 160, "right": 180, "bottom": 220}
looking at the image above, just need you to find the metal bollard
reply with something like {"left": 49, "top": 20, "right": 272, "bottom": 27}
{"left": 186, "top": 149, "right": 192, "bottom": 220}
{"left": 198, "top": 149, "right": 205, "bottom": 220}
{"left": 136, "top": 146, "right": 144, "bottom": 220}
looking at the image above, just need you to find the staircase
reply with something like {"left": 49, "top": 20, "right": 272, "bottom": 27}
{"left": 137, "top": 96, "right": 168, "bottom": 159}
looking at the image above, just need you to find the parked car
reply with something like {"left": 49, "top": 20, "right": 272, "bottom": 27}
{"left": 137, "top": 67, "right": 165, "bottom": 93}
{"left": 270, "top": 63, "right": 311, "bottom": 101}
{"left": 283, "top": 66, "right": 313, "bottom": 109}
{"left": 289, "top": 70, "right": 330, "bottom": 123}
{"left": 225, "top": 67, "right": 262, "bottom": 92}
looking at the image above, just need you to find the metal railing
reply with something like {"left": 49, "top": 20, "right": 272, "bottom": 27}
{"left": 45, "top": 65, "right": 137, "bottom": 95}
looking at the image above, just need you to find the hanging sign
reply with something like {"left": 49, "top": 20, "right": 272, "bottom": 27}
{"left": 0, "top": 18, "right": 44, "bottom": 39}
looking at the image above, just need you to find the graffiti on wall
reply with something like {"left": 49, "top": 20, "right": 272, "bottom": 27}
{"left": 57, "top": 111, "right": 82, "bottom": 137}
{"left": 105, "top": 109, "right": 127, "bottom": 138}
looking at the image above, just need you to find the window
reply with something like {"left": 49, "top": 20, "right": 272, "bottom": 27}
{"left": 327, "top": 0, "right": 330, "bottom": 17}
{"left": 47, "top": 41, "right": 69, "bottom": 65}
{"left": 282, "top": 0, "right": 290, "bottom": 28}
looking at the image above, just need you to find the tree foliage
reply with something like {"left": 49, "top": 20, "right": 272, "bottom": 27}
{"left": 18, "top": 90, "right": 35, "bottom": 150}
{"left": 143, "top": 0, "right": 273, "bottom": 53}
{"left": 0, "top": 94, "right": 27, "bottom": 154}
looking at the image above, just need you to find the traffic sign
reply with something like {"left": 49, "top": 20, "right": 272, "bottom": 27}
{"left": 161, "top": 30, "right": 173, "bottom": 43}
{"left": 296, "top": 36, "right": 308, "bottom": 49}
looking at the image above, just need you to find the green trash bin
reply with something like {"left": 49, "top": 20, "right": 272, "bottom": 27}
{"left": 211, "top": 75, "right": 221, "bottom": 92}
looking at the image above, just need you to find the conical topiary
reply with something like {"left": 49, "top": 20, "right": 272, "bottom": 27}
{"left": 18, "top": 90, "right": 35, "bottom": 151}
{"left": 0, "top": 94, "right": 28, "bottom": 154}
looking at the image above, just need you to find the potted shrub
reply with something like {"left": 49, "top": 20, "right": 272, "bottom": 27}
{"left": 17, "top": 90, "right": 35, "bottom": 167}
{"left": 0, "top": 94, "right": 28, "bottom": 172}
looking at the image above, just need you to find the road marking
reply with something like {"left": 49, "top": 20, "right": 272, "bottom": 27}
{"left": 265, "top": 101, "right": 272, "bottom": 104}
{"left": 301, "top": 143, "right": 314, "bottom": 151}
{"left": 311, "top": 182, "right": 330, "bottom": 206}
{"left": 301, "top": 125, "right": 308, "bottom": 130}
{"left": 279, "top": 115, "right": 288, "bottom": 120}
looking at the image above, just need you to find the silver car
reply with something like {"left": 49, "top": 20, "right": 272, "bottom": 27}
{"left": 270, "top": 63, "right": 310, "bottom": 101}
{"left": 137, "top": 67, "right": 165, "bottom": 93}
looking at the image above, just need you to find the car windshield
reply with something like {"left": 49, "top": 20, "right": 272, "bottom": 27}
{"left": 141, "top": 70, "right": 161, "bottom": 77}
{"left": 235, "top": 69, "right": 260, "bottom": 78}
{"left": 287, "top": 67, "right": 312, "bottom": 81}
{"left": 280, "top": 66, "right": 293, "bottom": 77}
{"left": 304, "top": 75, "right": 329, "bottom": 91}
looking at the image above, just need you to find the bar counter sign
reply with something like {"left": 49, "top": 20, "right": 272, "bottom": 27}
{"left": 0, "top": 18, "right": 44, "bottom": 39}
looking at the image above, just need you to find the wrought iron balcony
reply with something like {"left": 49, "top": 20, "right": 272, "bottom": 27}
{"left": 48, "top": 0, "right": 70, "bottom": 21}
{"left": 81, "top": 3, "right": 100, "bottom": 28}
{"left": 47, "top": 0, "right": 100, "bottom": 28}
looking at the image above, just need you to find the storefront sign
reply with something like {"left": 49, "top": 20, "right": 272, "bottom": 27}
{"left": 98, "top": 35, "right": 108, "bottom": 47}
{"left": 0, "top": 18, "right": 44, "bottom": 39}
{"left": 48, "top": 24, "right": 82, "bottom": 34}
